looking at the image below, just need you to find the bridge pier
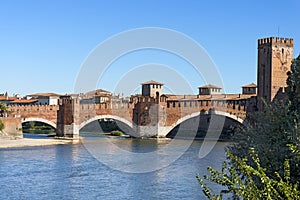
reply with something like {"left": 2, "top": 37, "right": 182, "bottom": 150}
{"left": 134, "top": 125, "right": 171, "bottom": 138}
{"left": 56, "top": 96, "right": 80, "bottom": 139}
{"left": 56, "top": 124, "right": 79, "bottom": 138}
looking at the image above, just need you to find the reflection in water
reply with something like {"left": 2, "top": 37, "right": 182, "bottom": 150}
{"left": 0, "top": 136, "right": 228, "bottom": 199}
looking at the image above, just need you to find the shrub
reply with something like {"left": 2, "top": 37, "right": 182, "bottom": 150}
{"left": 110, "top": 130, "right": 123, "bottom": 136}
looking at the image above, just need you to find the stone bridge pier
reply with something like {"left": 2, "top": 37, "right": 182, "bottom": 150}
{"left": 56, "top": 96, "right": 81, "bottom": 138}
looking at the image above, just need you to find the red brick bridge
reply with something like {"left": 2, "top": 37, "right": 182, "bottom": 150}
{"left": 6, "top": 87, "right": 256, "bottom": 138}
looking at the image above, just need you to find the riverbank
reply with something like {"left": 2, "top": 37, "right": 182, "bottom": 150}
{"left": 0, "top": 137, "right": 79, "bottom": 149}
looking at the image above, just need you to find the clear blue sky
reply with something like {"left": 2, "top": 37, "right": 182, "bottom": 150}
{"left": 1, "top": 0, "right": 299, "bottom": 96}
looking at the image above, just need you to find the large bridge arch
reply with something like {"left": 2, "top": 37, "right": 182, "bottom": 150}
{"left": 161, "top": 110, "right": 245, "bottom": 137}
{"left": 21, "top": 117, "right": 57, "bottom": 129}
{"left": 79, "top": 115, "right": 134, "bottom": 131}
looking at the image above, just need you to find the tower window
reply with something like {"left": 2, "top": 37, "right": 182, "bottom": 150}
{"left": 282, "top": 48, "right": 284, "bottom": 54}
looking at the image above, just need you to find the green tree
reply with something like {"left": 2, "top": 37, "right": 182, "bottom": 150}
{"left": 29, "top": 121, "right": 35, "bottom": 129}
{"left": 0, "top": 102, "right": 10, "bottom": 117}
{"left": 197, "top": 148, "right": 300, "bottom": 199}
{"left": 286, "top": 55, "right": 300, "bottom": 115}
{"left": 228, "top": 101, "right": 300, "bottom": 183}
{"left": 0, "top": 102, "right": 9, "bottom": 132}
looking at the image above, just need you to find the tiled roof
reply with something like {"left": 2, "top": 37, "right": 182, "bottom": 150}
{"left": 141, "top": 80, "right": 164, "bottom": 85}
{"left": 242, "top": 83, "right": 257, "bottom": 88}
{"left": 198, "top": 84, "right": 222, "bottom": 89}
{"left": 0, "top": 96, "right": 17, "bottom": 101}
{"left": 28, "top": 93, "right": 61, "bottom": 97}
{"left": 10, "top": 99, "right": 38, "bottom": 104}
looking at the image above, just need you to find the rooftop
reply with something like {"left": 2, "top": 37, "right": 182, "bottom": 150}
{"left": 85, "top": 89, "right": 112, "bottom": 96}
{"left": 27, "top": 93, "right": 61, "bottom": 97}
{"left": 242, "top": 83, "right": 257, "bottom": 88}
{"left": 0, "top": 96, "right": 18, "bottom": 101}
{"left": 10, "top": 99, "right": 38, "bottom": 104}
{"left": 198, "top": 84, "right": 222, "bottom": 89}
{"left": 165, "top": 93, "right": 256, "bottom": 101}
{"left": 141, "top": 80, "right": 164, "bottom": 85}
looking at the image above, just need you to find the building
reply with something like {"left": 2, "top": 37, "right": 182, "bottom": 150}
{"left": 93, "top": 89, "right": 112, "bottom": 103}
{"left": 27, "top": 93, "right": 61, "bottom": 105}
{"left": 9, "top": 99, "right": 38, "bottom": 106}
{"left": 141, "top": 80, "right": 163, "bottom": 98}
{"left": 80, "top": 89, "right": 112, "bottom": 104}
{"left": 242, "top": 83, "right": 257, "bottom": 95}
{"left": 257, "top": 37, "right": 294, "bottom": 103}
{"left": 0, "top": 92, "right": 18, "bottom": 105}
{"left": 198, "top": 84, "right": 222, "bottom": 95}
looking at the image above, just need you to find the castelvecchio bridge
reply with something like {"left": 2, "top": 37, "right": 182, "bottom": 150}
{"left": 6, "top": 81, "right": 254, "bottom": 138}
{"left": 1, "top": 37, "right": 294, "bottom": 138}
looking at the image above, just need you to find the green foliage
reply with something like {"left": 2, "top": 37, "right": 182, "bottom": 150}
{"left": 110, "top": 130, "right": 123, "bottom": 136}
{"left": 197, "top": 149, "right": 300, "bottom": 199}
{"left": 98, "top": 119, "right": 122, "bottom": 132}
{"left": 228, "top": 101, "right": 300, "bottom": 183}
{"left": 0, "top": 102, "right": 10, "bottom": 117}
{"left": 29, "top": 121, "right": 35, "bottom": 129}
{"left": 287, "top": 55, "right": 300, "bottom": 115}
{"left": 0, "top": 118, "right": 4, "bottom": 131}
{"left": 22, "top": 121, "right": 55, "bottom": 134}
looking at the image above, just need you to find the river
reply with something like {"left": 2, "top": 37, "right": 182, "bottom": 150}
{"left": 0, "top": 134, "right": 229, "bottom": 199}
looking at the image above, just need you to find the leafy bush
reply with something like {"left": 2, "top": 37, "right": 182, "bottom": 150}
{"left": 110, "top": 130, "right": 123, "bottom": 136}
{"left": 197, "top": 148, "right": 300, "bottom": 199}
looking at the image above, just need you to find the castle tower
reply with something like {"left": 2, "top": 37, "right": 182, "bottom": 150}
{"left": 141, "top": 80, "right": 163, "bottom": 99}
{"left": 257, "top": 37, "right": 294, "bottom": 104}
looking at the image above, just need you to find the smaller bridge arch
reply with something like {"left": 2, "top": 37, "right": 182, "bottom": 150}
{"left": 79, "top": 115, "right": 134, "bottom": 131}
{"left": 21, "top": 117, "right": 57, "bottom": 129}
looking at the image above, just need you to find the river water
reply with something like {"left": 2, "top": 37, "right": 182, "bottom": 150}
{"left": 0, "top": 134, "right": 228, "bottom": 200}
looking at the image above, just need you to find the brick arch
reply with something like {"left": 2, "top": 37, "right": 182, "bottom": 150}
{"left": 79, "top": 115, "right": 133, "bottom": 131}
{"left": 21, "top": 117, "right": 57, "bottom": 129}
{"left": 160, "top": 111, "right": 244, "bottom": 137}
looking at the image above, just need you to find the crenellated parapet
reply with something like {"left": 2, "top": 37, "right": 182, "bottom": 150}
{"left": 8, "top": 105, "right": 59, "bottom": 113}
{"left": 258, "top": 37, "right": 294, "bottom": 47}
{"left": 163, "top": 98, "right": 249, "bottom": 127}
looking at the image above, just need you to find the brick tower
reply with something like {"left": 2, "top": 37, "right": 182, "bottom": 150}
{"left": 141, "top": 80, "right": 163, "bottom": 99}
{"left": 257, "top": 37, "right": 294, "bottom": 106}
